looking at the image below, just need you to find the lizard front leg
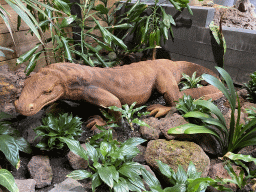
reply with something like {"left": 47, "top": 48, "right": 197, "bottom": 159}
{"left": 147, "top": 70, "right": 180, "bottom": 117}
{"left": 73, "top": 85, "right": 122, "bottom": 130}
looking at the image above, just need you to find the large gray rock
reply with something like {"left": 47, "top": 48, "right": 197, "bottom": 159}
{"left": 145, "top": 139, "right": 210, "bottom": 179}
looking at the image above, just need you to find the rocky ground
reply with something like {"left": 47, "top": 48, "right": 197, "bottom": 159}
{"left": 1, "top": 84, "right": 256, "bottom": 191}
{"left": 210, "top": 0, "right": 256, "bottom": 30}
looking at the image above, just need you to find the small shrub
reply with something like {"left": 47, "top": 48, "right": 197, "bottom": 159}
{"left": 179, "top": 72, "right": 203, "bottom": 91}
{"left": 175, "top": 94, "right": 211, "bottom": 115}
{"left": 60, "top": 136, "right": 161, "bottom": 192}
{"left": 244, "top": 71, "right": 256, "bottom": 103}
{"left": 34, "top": 113, "right": 83, "bottom": 151}
{"left": 108, "top": 102, "right": 150, "bottom": 130}
{"left": 152, "top": 160, "right": 230, "bottom": 192}
{"left": 218, "top": 152, "right": 256, "bottom": 191}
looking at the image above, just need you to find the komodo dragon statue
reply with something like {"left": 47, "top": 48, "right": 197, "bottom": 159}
{"left": 15, "top": 59, "right": 222, "bottom": 128}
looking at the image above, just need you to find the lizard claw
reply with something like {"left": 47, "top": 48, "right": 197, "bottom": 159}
{"left": 85, "top": 115, "right": 106, "bottom": 131}
{"left": 147, "top": 104, "right": 173, "bottom": 118}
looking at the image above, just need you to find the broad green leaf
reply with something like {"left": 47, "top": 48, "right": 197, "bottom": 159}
{"left": 0, "top": 169, "right": 19, "bottom": 192}
{"left": 119, "top": 162, "right": 142, "bottom": 179}
{"left": 224, "top": 152, "right": 256, "bottom": 164}
{"left": 98, "top": 166, "right": 114, "bottom": 188}
{"left": 176, "top": 165, "right": 187, "bottom": 184}
{"left": 132, "top": 118, "right": 150, "bottom": 127}
{"left": 186, "top": 161, "right": 201, "bottom": 179}
{"left": 92, "top": 173, "right": 102, "bottom": 192}
{"left": 187, "top": 177, "right": 216, "bottom": 192}
{"left": 156, "top": 160, "right": 173, "bottom": 179}
{"left": 15, "top": 137, "right": 32, "bottom": 154}
{"left": 67, "top": 170, "right": 92, "bottom": 180}
{"left": 113, "top": 177, "right": 129, "bottom": 192}
{"left": 100, "top": 141, "right": 109, "bottom": 158}
{"left": 141, "top": 168, "right": 161, "bottom": 188}
{"left": 183, "top": 111, "right": 210, "bottom": 119}
{"left": 85, "top": 143, "right": 99, "bottom": 162}
{"left": 53, "top": 0, "right": 71, "bottom": 14}
{"left": 0, "top": 135, "right": 20, "bottom": 168}
{"left": 17, "top": 44, "right": 40, "bottom": 64}
{"left": 194, "top": 100, "right": 226, "bottom": 126}
{"left": 59, "top": 137, "right": 88, "bottom": 160}
{"left": 128, "top": 175, "right": 146, "bottom": 191}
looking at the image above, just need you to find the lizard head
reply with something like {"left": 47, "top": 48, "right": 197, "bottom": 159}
{"left": 15, "top": 73, "right": 64, "bottom": 116}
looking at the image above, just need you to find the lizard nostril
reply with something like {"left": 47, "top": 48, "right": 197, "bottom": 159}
{"left": 29, "top": 104, "right": 34, "bottom": 111}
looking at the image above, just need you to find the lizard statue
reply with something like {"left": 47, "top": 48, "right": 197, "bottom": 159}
{"left": 15, "top": 59, "right": 222, "bottom": 129}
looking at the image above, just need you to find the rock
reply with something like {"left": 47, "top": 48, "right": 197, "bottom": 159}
{"left": 133, "top": 145, "right": 146, "bottom": 164}
{"left": 49, "top": 178, "right": 85, "bottom": 192}
{"left": 140, "top": 113, "right": 190, "bottom": 141}
{"left": 15, "top": 179, "right": 36, "bottom": 192}
{"left": 27, "top": 155, "right": 53, "bottom": 188}
{"left": 194, "top": 133, "right": 222, "bottom": 156}
{"left": 159, "top": 113, "right": 190, "bottom": 140}
{"left": 145, "top": 139, "right": 210, "bottom": 181}
{"left": 67, "top": 143, "right": 89, "bottom": 170}
{"left": 16, "top": 110, "right": 45, "bottom": 146}
{"left": 207, "top": 162, "right": 241, "bottom": 191}
{"left": 0, "top": 64, "right": 26, "bottom": 115}
{"left": 234, "top": 0, "right": 256, "bottom": 18}
{"left": 140, "top": 117, "right": 161, "bottom": 140}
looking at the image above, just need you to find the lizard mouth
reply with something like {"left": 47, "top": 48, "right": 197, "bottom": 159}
{"left": 15, "top": 85, "right": 64, "bottom": 116}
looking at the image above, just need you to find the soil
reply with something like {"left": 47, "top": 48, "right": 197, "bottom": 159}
{"left": 212, "top": 4, "right": 256, "bottom": 30}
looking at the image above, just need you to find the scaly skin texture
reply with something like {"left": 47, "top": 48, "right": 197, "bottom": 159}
{"left": 15, "top": 59, "right": 222, "bottom": 120}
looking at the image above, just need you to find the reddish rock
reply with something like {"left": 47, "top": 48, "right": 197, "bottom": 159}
{"left": 67, "top": 144, "right": 89, "bottom": 170}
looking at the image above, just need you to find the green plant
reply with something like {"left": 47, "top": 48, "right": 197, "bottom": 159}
{"left": 149, "top": 160, "right": 230, "bottom": 192}
{"left": 217, "top": 152, "right": 256, "bottom": 191}
{"left": 168, "top": 67, "right": 256, "bottom": 155}
{"left": 0, "top": 168, "right": 19, "bottom": 192}
{"left": 209, "top": 20, "right": 226, "bottom": 68}
{"left": 16, "top": 0, "right": 132, "bottom": 74}
{"left": 124, "top": 0, "right": 192, "bottom": 60}
{"left": 175, "top": 94, "right": 211, "bottom": 115}
{"left": 244, "top": 72, "right": 256, "bottom": 103}
{"left": 34, "top": 113, "right": 83, "bottom": 151}
{"left": 245, "top": 106, "right": 256, "bottom": 119}
{"left": 108, "top": 102, "right": 150, "bottom": 130}
{"left": 60, "top": 136, "right": 161, "bottom": 192}
{"left": 0, "top": 112, "right": 31, "bottom": 169}
{"left": 179, "top": 72, "right": 203, "bottom": 91}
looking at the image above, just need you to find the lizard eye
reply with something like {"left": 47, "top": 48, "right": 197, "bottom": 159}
{"left": 43, "top": 90, "right": 52, "bottom": 94}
